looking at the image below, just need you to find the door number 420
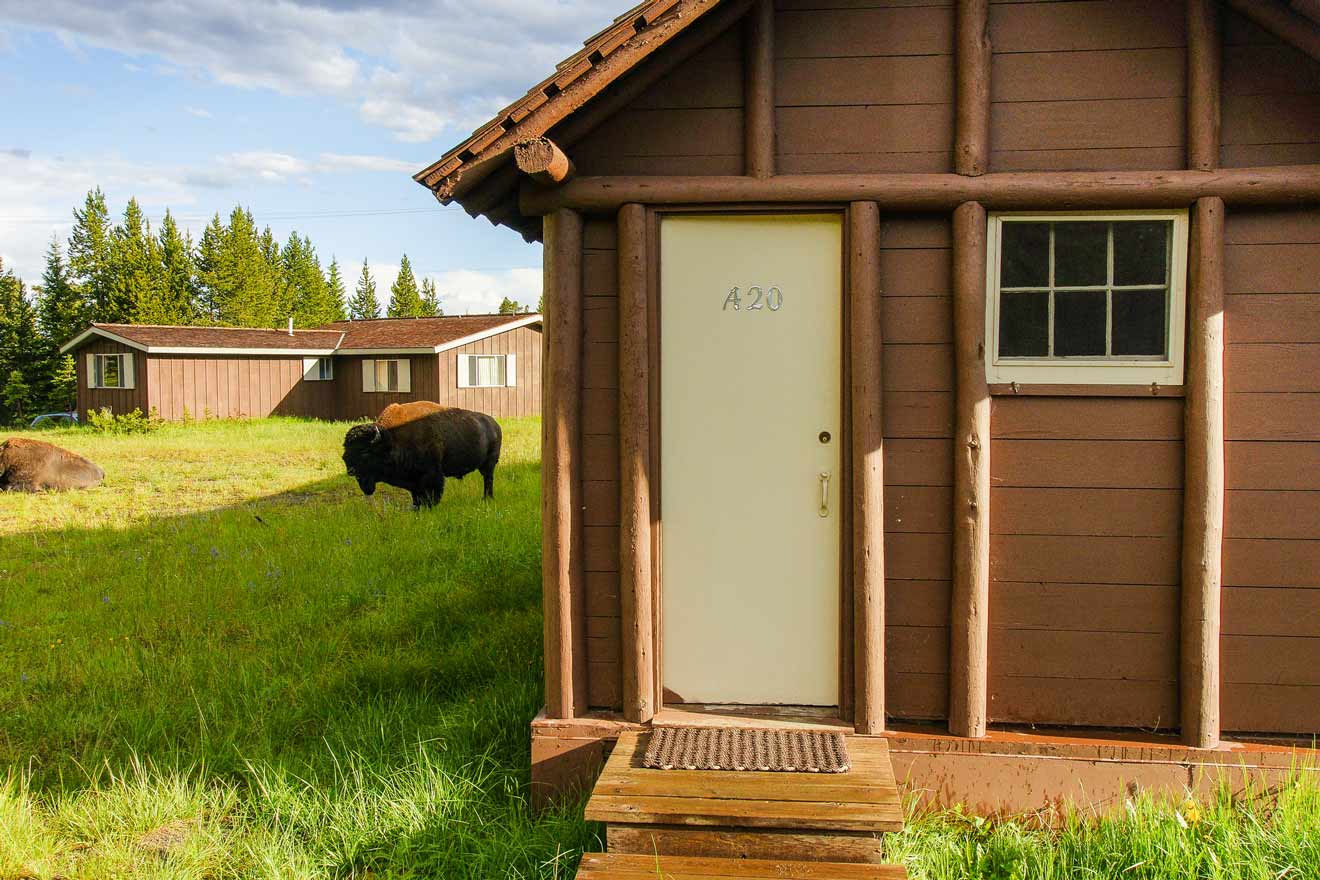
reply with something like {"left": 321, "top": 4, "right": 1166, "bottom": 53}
{"left": 723, "top": 286, "right": 783, "bottom": 312}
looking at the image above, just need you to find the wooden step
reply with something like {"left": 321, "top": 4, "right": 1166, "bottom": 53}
{"left": 586, "top": 730, "right": 904, "bottom": 865}
{"left": 575, "top": 851, "right": 908, "bottom": 879}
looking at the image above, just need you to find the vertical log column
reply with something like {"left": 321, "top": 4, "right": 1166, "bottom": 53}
{"left": 744, "top": 0, "right": 775, "bottom": 178}
{"left": 618, "top": 203, "right": 656, "bottom": 724}
{"left": 955, "top": 0, "right": 991, "bottom": 176}
{"left": 850, "top": 202, "right": 886, "bottom": 734}
{"left": 542, "top": 208, "right": 587, "bottom": 719}
{"left": 1187, "top": 0, "right": 1221, "bottom": 171}
{"left": 950, "top": 201, "right": 990, "bottom": 739}
{"left": 1182, "top": 196, "right": 1226, "bottom": 749}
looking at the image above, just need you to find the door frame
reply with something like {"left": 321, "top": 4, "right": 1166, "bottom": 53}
{"left": 645, "top": 204, "right": 856, "bottom": 719}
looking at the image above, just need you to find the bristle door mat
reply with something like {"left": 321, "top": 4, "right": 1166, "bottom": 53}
{"left": 642, "top": 726, "right": 851, "bottom": 773}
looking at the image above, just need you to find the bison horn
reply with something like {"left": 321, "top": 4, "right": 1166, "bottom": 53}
{"left": 371, "top": 424, "right": 383, "bottom": 443}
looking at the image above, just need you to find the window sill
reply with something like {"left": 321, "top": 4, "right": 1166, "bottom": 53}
{"left": 988, "top": 383, "right": 1184, "bottom": 398}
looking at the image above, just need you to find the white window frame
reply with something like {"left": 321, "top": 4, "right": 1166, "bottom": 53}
{"left": 985, "top": 210, "right": 1189, "bottom": 387}
{"left": 87, "top": 352, "right": 135, "bottom": 390}
{"left": 361, "top": 358, "right": 411, "bottom": 393}
{"left": 456, "top": 353, "right": 517, "bottom": 389}
{"left": 303, "top": 356, "right": 334, "bottom": 381}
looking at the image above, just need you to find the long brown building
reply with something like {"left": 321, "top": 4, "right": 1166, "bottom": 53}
{"left": 61, "top": 314, "right": 543, "bottom": 421}
{"left": 414, "top": 0, "right": 1320, "bottom": 817}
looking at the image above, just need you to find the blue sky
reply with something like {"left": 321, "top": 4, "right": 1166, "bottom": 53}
{"left": 0, "top": 1, "right": 619, "bottom": 315}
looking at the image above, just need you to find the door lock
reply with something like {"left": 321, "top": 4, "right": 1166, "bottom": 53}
{"left": 818, "top": 430, "right": 831, "bottom": 444}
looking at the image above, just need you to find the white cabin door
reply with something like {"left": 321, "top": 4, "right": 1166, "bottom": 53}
{"left": 660, "top": 214, "right": 842, "bottom": 706}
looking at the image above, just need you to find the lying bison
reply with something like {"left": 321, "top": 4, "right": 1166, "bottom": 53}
{"left": 0, "top": 438, "right": 105, "bottom": 492}
{"left": 342, "top": 401, "right": 501, "bottom": 509}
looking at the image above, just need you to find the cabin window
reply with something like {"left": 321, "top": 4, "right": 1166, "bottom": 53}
{"left": 986, "top": 211, "right": 1188, "bottom": 387}
{"left": 302, "top": 357, "right": 334, "bottom": 381}
{"left": 457, "top": 353, "right": 516, "bottom": 388}
{"left": 361, "top": 358, "right": 411, "bottom": 393}
{"left": 88, "top": 352, "right": 134, "bottom": 389}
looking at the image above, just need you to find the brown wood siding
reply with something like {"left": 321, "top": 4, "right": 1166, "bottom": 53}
{"left": 571, "top": 28, "right": 744, "bottom": 177}
{"left": 1222, "top": 207, "right": 1320, "bottom": 735}
{"left": 581, "top": 218, "right": 624, "bottom": 710}
{"left": 1220, "top": 10, "right": 1320, "bottom": 168}
{"left": 881, "top": 215, "right": 953, "bottom": 721}
{"left": 147, "top": 354, "right": 335, "bottom": 420}
{"left": 989, "top": 397, "right": 1184, "bottom": 730}
{"left": 988, "top": 0, "right": 1186, "bottom": 172}
{"left": 434, "top": 325, "right": 544, "bottom": 418}
{"left": 74, "top": 338, "right": 149, "bottom": 417}
{"left": 332, "top": 354, "right": 440, "bottom": 421}
{"left": 776, "top": 0, "right": 954, "bottom": 174}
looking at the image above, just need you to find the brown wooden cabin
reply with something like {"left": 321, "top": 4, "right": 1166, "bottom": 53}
{"left": 415, "top": 0, "right": 1320, "bottom": 813}
{"left": 60, "top": 315, "right": 543, "bottom": 422}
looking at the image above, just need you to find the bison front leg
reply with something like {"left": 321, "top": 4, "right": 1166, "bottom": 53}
{"left": 412, "top": 475, "right": 445, "bottom": 509}
{"left": 481, "top": 462, "right": 495, "bottom": 500}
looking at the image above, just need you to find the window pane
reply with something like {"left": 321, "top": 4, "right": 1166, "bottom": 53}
{"left": 376, "top": 360, "right": 389, "bottom": 390}
{"left": 1000, "top": 223, "right": 1049, "bottom": 288}
{"left": 387, "top": 360, "right": 399, "bottom": 391}
{"left": 103, "top": 356, "right": 121, "bottom": 387}
{"left": 999, "top": 291, "right": 1049, "bottom": 357}
{"left": 1054, "top": 291, "right": 1107, "bottom": 356}
{"left": 1114, "top": 221, "right": 1169, "bottom": 285}
{"left": 1112, "top": 290, "right": 1167, "bottom": 356}
{"left": 1053, "top": 222, "right": 1108, "bottom": 287}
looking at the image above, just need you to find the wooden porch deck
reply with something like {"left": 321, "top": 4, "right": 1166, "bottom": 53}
{"left": 574, "top": 731, "right": 907, "bottom": 878}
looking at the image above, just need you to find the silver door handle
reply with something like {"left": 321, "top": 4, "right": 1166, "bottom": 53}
{"left": 819, "top": 471, "right": 830, "bottom": 517}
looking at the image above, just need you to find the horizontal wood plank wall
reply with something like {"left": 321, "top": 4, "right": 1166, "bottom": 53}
{"left": 775, "top": 0, "right": 954, "bottom": 174}
{"left": 332, "top": 355, "right": 440, "bottom": 421}
{"left": 880, "top": 215, "right": 954, "bottom": 721}
{"left": 76, "top": 338, "right": 149, "bottom": 417}
{"left": 1220, "top": 10, "right": 1320, "bottom": 168}
{"left": 148, "top": 355, "right": 333, "bottom": 420}
{"left": 434, "top": 325, "right": 544, "bottom": 418}
{"left": 571, "top": 28, "right": 744, "bottom": 177}
{"left": 1222, "top": 207, "right": 1320, "bottom": 735}
{"left": 989, "top": 397, "right": 1184, "bottom": 729}
{"left": 581, "top": 217, "right": 624, "bottom": 710}
{"left": 987, "top": 0, "right": 1186, "bottom": 172}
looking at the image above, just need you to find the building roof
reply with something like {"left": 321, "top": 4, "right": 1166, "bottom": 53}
{"left": 412, "top": 0, "right": 733, "bottom": 236}
{"left": 324, "top": 314, "right": 543, "bottom": 353}
{"left": 61, "top": 315, "right": 541, "bottom": 357}
{"left": 61, "top": 323, "right": 345, "bottom": 355}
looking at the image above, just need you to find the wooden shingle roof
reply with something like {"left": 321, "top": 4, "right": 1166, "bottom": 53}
{"left": 62, "top": 323, "right": 344, "bottom": 355}
{"left": 324, "top": 314, "right": 542, "bottom": 352}
{"left": 413, "top": 0, "right": 732, "bottom": 222}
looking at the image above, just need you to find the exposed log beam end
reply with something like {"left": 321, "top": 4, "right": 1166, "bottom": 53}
{"left": 949, "top": 200, "right": 990, "bottom": 740}
{"left": 516, "top": 137, "right": 576, "bottom": 186}
{"left": 1181, "top": 195, "right": 1226, "bottom": 750}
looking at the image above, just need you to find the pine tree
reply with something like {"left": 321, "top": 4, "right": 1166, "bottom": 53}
{"left": 324, "top": 258, "right": 348, "bottom": 323}
{"left": 387, "top": 254, "right": 425, "bottom": 318}
{"left": 48, "top": 355, "right": 77, "bottom": 412}
{"left": 497, "top": 296, "right": 526, "bottom": 315}
{"left": 152, "top": 210, "right": 198, "bottom": 324}
{"left": 67, "top": 188, "right": 113, "bottom": 321}
{"left": 421, "top": 277, "right": 443, "bottom": 317}
{"left": 348, "top": 259, "right": 380, "bottom": 320}
{"left": 38, "top": 236, "right": 85, "bottom": 348}
{"left": 108, "top": 198, "right": 162, "bottom": 323}
{"left": 0, "top": 262, "right": 46, "bottom": 424}
{"left": 194, "top": 214, "right": 227, "bottom": 322}
{"left": 196, "top": 207, "right": 280, "bottom": 327}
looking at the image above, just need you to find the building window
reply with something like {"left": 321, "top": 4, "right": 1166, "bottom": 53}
{"left": 457, "top": 353, "right": 516, "bottom": 388}
{"left": 303, "top": 357, "right": 334, "bottom": 381}
{"left": 986, "top": 211, "right": 1188, "bottom": 387}
{"left": 361, "top": 358, "right": 411, "bottom": 393}
{"left": 88, "top": 352, "right": 134, "bottom": 389}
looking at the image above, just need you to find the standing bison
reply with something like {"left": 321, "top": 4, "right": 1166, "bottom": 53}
{"left": 0, "top": 438, "right": 105, "bottom": 492}
{"left": 342, "top": 401, "right": 501, "bottom": 509}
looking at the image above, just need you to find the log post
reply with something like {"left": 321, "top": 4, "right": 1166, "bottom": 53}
{"left": 515, "top": 137, "right": 575, "bottom": 186}
{"left": 744, "top": 0, "right": 775, "bottom": 178}
{"left": 1187, "top": 0, "right": 1221, "bottom": 171}
{"left": 542, "top": 208, "right": 587, "bottom": 718}
{"left": 955, "top": 0, "right": 992, "bottom": 176}
{"left": 1181, "top": 196, "right": 1226, "bottom": 749}
{"left": 850, "top": 202, "right": 886, "bottom": 734}
{"left": 950, "top": 200, "right": 990, "bottom": 739}
{"left": 618, "top": 203, "right": 656, "bottom": 724}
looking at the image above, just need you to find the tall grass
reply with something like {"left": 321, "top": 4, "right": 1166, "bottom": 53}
{"left": 1, "top": 418, "right": 1317, "bottom": 878}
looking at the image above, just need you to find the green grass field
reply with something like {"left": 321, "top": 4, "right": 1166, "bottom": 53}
{"left": 1, "top": 418, "right": 1317, "bottom": 879}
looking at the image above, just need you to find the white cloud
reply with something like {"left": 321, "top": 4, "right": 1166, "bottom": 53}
{"left": 428, "top": 267, "right": 541, "bottom": 316}
{"left": 6, "top": 1, "right": 622, "bottom": 145}
{"left": 318, "top": 152, "right": 418, "bottom": 174}
{"left": 183, "top": 105, "right": 212, "bottom": 118}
